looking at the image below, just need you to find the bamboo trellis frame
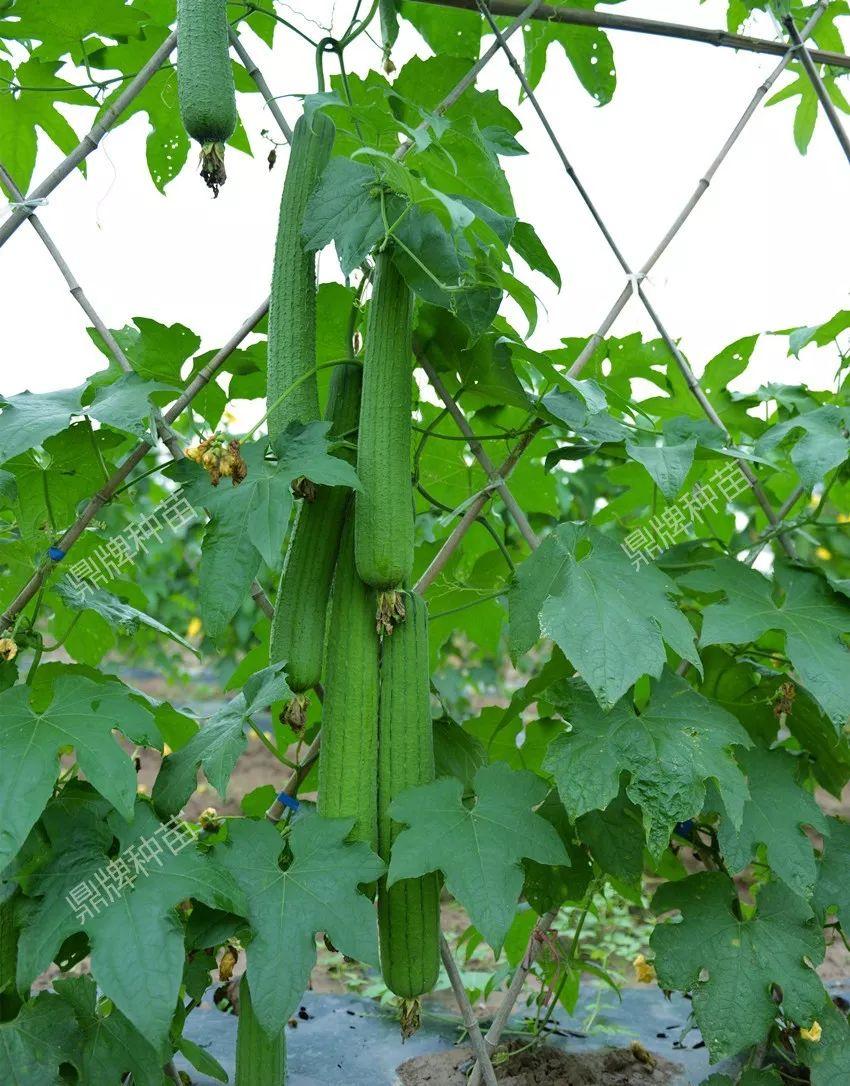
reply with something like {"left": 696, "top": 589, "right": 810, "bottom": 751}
{"left": 1, "top": 2, "right": 848, "bottom": 1079}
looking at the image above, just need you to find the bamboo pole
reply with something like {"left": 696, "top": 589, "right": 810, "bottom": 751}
{"left": 467, "top": 909, "right": 559, "bottom": 1086}
{"left": 228, "top": 28, "right": 294, "bottom": 144}
{"left": 417, "top": 0, "right": 850, "bottom": 71}
{"left": 440, "top": 935, "right": 499, "bottom": 1086}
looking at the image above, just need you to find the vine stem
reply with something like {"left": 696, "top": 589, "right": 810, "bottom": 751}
{"left": 243, "top": 358, "right": 360, "bottom": 442}
{"left": 439, "top": 934, "right": 499, "bottom": 1086}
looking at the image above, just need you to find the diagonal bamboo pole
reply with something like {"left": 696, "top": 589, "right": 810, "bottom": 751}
{"left": 475, "top": 0, "right": 825, "bottom": 558}
{"left": 416, "top": 0, "right": 850, "bottom": 71}
{"left": 228, "top": 27, "right": 294, "bottom": 144}
{"left": 467, "top": 909, "right": 558, "bottom": 1086}
{"left": 440, "top": 934, "right": 499, "bottom": 1086}
{"left": 782, "top": 15, "right": 850, "bottom": 164}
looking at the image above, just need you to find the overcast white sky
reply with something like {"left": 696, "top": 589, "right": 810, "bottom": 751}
{"left": 1, "top": 0, "right": 848, "bottom": 410}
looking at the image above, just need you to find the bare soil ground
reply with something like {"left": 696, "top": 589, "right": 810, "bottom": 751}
{"left": 397, "top": 1042, "right": 682, "bottom": 1086}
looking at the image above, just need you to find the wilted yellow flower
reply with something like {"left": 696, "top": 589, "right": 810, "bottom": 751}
{"left": 815, "top": 547, "right": 832, "bottom": 561}
{"left": 633, "top": 954, "right": 655, "bottom": 983}
{"left": 187, "top": 616, "right": 202, "bottom": 639}
{"left": 801, "top": 1021, "right": 822, "bottom": 1043}
{"left": 0, "top": 638, "right": 18, "bottom": 662}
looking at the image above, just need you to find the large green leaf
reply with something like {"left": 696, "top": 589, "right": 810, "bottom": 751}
{"left": 0, "top": 673, "right": 157, "bottom": 870}
{"left": 754, "top": 405, "right": 850, "bottom": 489}
{"left": 217, "top": 816, "right": 383, "bottom": 1035}
{"left": 153, "top": 663, "right": 291, "bottom": 814}
{"left": 545, "top": 671, "right": 750, "bottom": 859}
{"left": 88, "top": 317, "right": 201, "bottom": 386}
{"left": 82, "top": 372, "right": 177, "bottom": 442}
{"left": 651, "top": 873, "right": 825, "bottom": 1062}
{"left": 387, "top": 762, "right": 569, "bottom": 948}
{"left": 813, "top": 817, "right": 850, "bottom": 930}
{"left": 54, "top": 975, "right": 165, "bottom": 1086}
{"left": 0, "top": 386, "right": 84, "bottom": 466}
{"left": 0, "top": 993, "right": 77, "bottom": 1086}
{"left": 509, "top": 523, "right": 701, "bottom": 709}
{"left": 0, "top": 59, "right": 94, "bottom": 193}
{"left": 18, "top": 802, "right": 246, "bottom": 1049}
{"left": 55, "top": 580, "right": 198, "bottom": 656}
{"left": 0, "top": 0, "right": 149, "bottom": 54}
{"left": 524, "top": 8, "right": 617, "bottom": 105}
{"left": 715, "top": 746, "right": 827, "bottom": 898}
{"left": 686, "top": 558, "right": 850, "bottom": 727}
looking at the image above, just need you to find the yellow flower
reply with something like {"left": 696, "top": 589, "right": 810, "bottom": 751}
{"left": 0, "top": 638, "right": 18, "bottom": 662}
{"left": 633, "top": 954, "right": 655, "bottom": 983}
{"left": 801, "top": 1021, "right": 822, "bottom": 1043}
{"left": 187, "top": 616, "right": 202, "bottom": 639}
{"left": 815, "top": 547, "right": 832, "bottom": 561}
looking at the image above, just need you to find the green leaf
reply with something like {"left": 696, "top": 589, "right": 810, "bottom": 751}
{"left": 83, "top": 372, "right": 177, "bottom": 442}
{"left": 813, "top": 817, "right": 850, "bottom": 929}
{"left": 0, "top": 992, "right": 77, "bottom": 1086}
{"left": 800, "top": 999, "right": 850, "bottom": 1086}
{"left": 524, "top": 14, "right": 616, "bottom": 105}
{"left": 545, "top": 671, "right": 750, "bottom": 859}
{"left": 217, "top": 816, "right": 384, "bottom": 1034}
{"left": 686, "top": 558, "right": 850, "bottom": 726}
{"left": 511, "top": 220, "right": 561, "bottom": 289}
{"left": 55, "top": 579, "right": 198, "bottom": 656}
{"left": 388, "top": 762, "right": 569, "bottom": 948}
{"left": 89, "top": 316, "right": 201, "bottom": 386}
{"left": 176, "top": 1036, "right": 229, "bottom": 1083}
{"left": 18, "top": 801, "right": 246, "bottom": 1049}
{"left": 0, "top": 385, "right": 84, "bottom": 466}
{"left": 0, "top": 0, "right": 148, "bottom": 54}
{"left": 625, "top": 436, "right": 696, "bottom": 498}
{"left": 0, "top": 59, "right": 95, "bottom": 193}
{"left": 302, "top": 158, "right": 386, "bottom": 275}
{"left": 54, "top": 974, "right": 165, "bottom": 1086}
{"left": 398, "top": 0, "right": 482, "bottom": 57}
{"left": 153, "top": 663, "right": 292, "bottom": 814}
{"left": 509, "top": 523, "right": 701, "bottom": 709}
{"left": 716, "top": 746, "right": 827, "bottom": 897}
{"left": 651, "top": 873, "right": 825, "bottom": 1062}
{"left": 575, "top": 790, "right": 645, "bottom": 886}
{"left": 754, "top": 405, "right": 850, "bottom": 489}
{"left": 0, "top": 673, "right": 157, "bottom": 870}
{"left": 522, "top": 791, "right": 592, "bottom": 914}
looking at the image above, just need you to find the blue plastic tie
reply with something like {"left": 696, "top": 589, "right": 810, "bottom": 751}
{"left": 47, "top": 546, "right": 66, "bottom": 562}
{"left": 277, "top": 792, "right": 300, "bottom": 812}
